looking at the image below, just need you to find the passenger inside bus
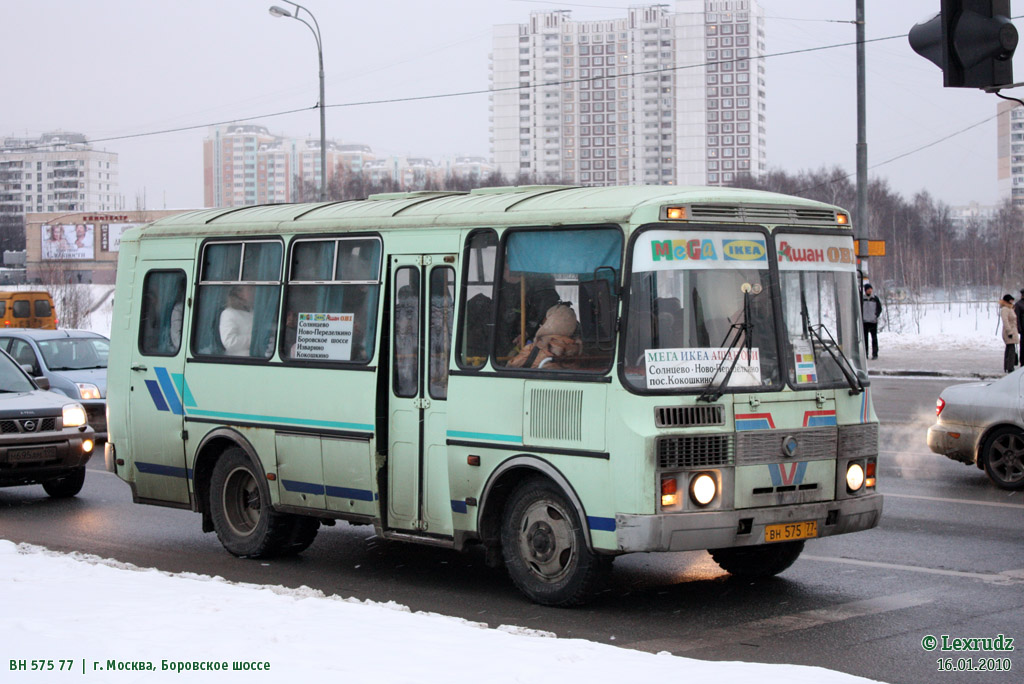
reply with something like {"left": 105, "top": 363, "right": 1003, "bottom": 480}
{"left": 507, "top": 302, "right": 582, "bottom": 369}
{"left": 219, "top": 285, "right": 254, "bottom": 356}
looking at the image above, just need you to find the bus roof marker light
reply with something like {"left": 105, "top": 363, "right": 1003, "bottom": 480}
{"left": 836, "top": 213, "right": 849, "bottom": 225}
{"left": 665, "top": 207, "right": 686, "bottom": 220}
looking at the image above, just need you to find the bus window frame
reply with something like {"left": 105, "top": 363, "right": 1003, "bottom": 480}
{"left": 454, "top": 227, "right": 498, "bottom": 373}
{"left": 137, "top": 268, "right": 187, "bottom": 358}
{"left": 190, "top": 236, "right": 285, "bottom": 363}
{"left": 617, "top": 222, "right": 786, "bottom": 397}
{"left": 772, "top": 225, "right": 869, "bottom": 393}
{"left": 279, "top": 232, "right": 384, "bottom": 368}
{"left": 491, "top": 222, "right": 625, "bottom": 379}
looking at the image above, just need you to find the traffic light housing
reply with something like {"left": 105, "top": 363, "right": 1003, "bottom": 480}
{"left": 909, "top": 0, "right": 1018, "bottom": 88}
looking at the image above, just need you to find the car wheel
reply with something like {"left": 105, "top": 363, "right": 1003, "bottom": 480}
{"left": 208, "top": 447, "right": 319, "bottom": 558}
{"left": 42, "top": 466, "right": 86, "bottom": 498}
{"left": 982, "top": 426, "right": 1024, "bottom": 490}
{"left": 500, "top": 477, "right": 609, "bottom": 606}
{"left": 709, "top": 540, "right": 805, "bottom": 578}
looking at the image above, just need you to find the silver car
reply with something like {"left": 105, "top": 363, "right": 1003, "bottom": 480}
{"left": 0, "top": 329, "right": 108, "bottom": 440}
{"left": 927, "top": 371, "right": 1024, "bottom": 490}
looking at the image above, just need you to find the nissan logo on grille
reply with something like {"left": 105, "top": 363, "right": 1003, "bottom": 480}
{"left": 21, "top": 419, "right": 37, "bottom": 432}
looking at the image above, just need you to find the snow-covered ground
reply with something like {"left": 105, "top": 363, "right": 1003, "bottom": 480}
{"left": 7, "top": 284, "right": 1000, "bottom": 684}
{"left": 0, "top": 541, "right": 878, "bottom": 683}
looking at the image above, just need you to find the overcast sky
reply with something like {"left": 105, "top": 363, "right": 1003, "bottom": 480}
{"left": 5, "top": 0, "right": 1017, "bottom": 210}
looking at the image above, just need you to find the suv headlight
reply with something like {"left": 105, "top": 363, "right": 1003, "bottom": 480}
{"left": 76, "top": 383, "right": 101, "bottom": 400}
{"left": 62, "top": 403, "right": 87, "bottom": 428}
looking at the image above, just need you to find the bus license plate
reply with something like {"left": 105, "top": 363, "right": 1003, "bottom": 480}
{"left": 765, "top": 520, "right": 817, "bottom": 543}
{"left": 7, "top": 446, "right": 56, "bottom": 463}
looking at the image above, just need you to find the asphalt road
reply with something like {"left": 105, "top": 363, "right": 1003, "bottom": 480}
{"left": 1, "top": 376, "right": 1022, "bottom": 684}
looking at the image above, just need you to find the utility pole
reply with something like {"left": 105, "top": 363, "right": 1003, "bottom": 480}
{"left": 856, "top": 0, "right": 869, "bottom": 281}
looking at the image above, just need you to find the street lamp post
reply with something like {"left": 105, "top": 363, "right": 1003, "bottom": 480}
{"left": 269, "top": 2, "right": 327, "bottom": 202}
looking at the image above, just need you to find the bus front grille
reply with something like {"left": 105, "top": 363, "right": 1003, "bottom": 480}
{"left": 655, "top": 404, "right": 724, "bottom": 428}
{"left": 657, "top": 434, "right": 734, "bottom": 469}
{"left": 686, "top": 203, "right": 839, "bottom": 226}
{"left": 838, "top": 423, "right": 878, "bottom": 458}
{"left": 735, "top": 427, "right": 837, "bottom": 464}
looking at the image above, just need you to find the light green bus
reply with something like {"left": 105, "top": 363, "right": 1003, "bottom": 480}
{"left": 105, "top": 185, "right": 882, "bottom": 606}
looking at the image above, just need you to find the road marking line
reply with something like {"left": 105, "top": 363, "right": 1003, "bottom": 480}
{"left": 804, "top": 555, "right": 1024, "bottom": 585}
{"left": 626, "top": 591, "right": 933, "bottom": 654}
{"left": 884, "top": 492, "right": 1023, "bottom": 509}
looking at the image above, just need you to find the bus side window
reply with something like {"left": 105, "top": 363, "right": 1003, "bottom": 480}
{"left": 193, "top": 241, "right": 282, "bottom": 359}
{"left": 283, "top": 237, "right": 382, "bottom": 364}
{"left": 139, "top": 270, "right": 186, "bottom": 356}
{"left": 457, "top": 229, "right": 497, "bottom": 369}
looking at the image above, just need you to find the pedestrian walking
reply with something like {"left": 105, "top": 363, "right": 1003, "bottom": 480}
{"left": 862, "top": 284, "right": 882, "bottom": 360}
{"left": 999, "top": 294, "right": 1020, "bottom": 373}
{"left": 1014, "top": 289, "right": 1024, "bottom": 365}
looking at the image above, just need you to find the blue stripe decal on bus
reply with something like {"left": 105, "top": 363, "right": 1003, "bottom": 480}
{"left": 282, "top": 480, "right": 326, "bottom": 495}
{"left": 325, "top": 485, "right": 376, "bottom": 501}
{"left": 185, "top": 409, "right": 373, "bottom": 432}
{"left": 587, "top": 516, "right": 616, "bottom": 532}
{"left": 450, "top": 500, "right": 469, "bottom": 514}
{"left": 805, "top": 414, "right": 838, "bottom": 427}
{"left": 446, "top": 430, "right": 521, "bottom": 444}
{"left": 171, "top": 372, "right": 197, "bottom": 408}
{"left": 154, "top": 367, "right": 184, "bottom": 416}
{"left": 145, "top": 380, "right": 170, "bottom": 412}
{"left": 136, "top": 461, "right": 191, "bottom": 479}
{"left": 736, "top": 418, "right": 772, "bottom": 431}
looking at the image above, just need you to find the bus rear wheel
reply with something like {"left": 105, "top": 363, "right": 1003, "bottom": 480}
{"left": 500, "top": 478, "right": 608, "bottom": 606}
{"left": 709, "top": 540, "right": 804, "bottom": 578}
{"left": 209, "top": 447, "right": 319, "bottom": 558}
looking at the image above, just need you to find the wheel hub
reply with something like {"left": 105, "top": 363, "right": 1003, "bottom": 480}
{"left": 526, "top": 521, "right": 556, "bottom": 561}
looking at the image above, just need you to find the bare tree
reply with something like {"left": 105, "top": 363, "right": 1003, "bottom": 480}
{"left": 37, "top": 259, "right": 90, "bottom": 329}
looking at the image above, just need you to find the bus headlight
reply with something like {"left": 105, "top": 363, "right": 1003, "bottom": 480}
{"left": 76, "top": 383, "right": 101, "bottom": 400}
{"left": 846, "top": 462, "right": 865, "bottom": 492}
{"left": 62, "top": 403, "right": 87, "bottom": 428}
{"left": 689, "top": 472, "right": 717, "bottom": 506}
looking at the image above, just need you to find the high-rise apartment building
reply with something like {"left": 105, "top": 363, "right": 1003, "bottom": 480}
{"left": 203, "top": 125, "right": 358, "bottom": 207}
{"left": 0, "top": 132, "right": 120, "bottom": 221}
{"left": 490, "top": 0, "right": 765, "bottom": 187}
{"left": 997, "top": 100, "right": 1024, "bottom": 206}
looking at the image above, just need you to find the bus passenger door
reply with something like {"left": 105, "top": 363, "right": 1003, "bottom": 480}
{"left": 127, "top": 263, "right": 191, "bottom": 505}
{"left": 387, "top": 255, "right": 456, "bottom": 537}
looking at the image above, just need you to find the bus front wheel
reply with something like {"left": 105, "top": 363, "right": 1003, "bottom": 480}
{"left": 709, "top": 540, "right": 804, "bottom": 578}
{"left": 500, "top": 478, "right": 608, "bottom": 606}
{"left": 208, "top": 447, "right": 319, "bottom": 558}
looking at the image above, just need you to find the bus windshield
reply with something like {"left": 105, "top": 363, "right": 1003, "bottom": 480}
{"left": 623, "top": 229, "right": 780, "bottom": 393}
{"left": 775, "top": 232, "right": 867, "bottom": 388}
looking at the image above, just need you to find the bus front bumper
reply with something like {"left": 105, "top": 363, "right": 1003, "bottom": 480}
{"left": 614, "top": 493, "right": 883, "bottom": 553}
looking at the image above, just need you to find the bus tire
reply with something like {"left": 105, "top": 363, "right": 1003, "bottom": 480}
{"left": 500, "top": 478, "right": 608, "bottom": 606}
{"left": 208, "top": 447, "right": 318, "bottom": 558}
{"left": 709, "top": 540, "right": 804, "bottom": 578}
{"left": 42, "top": 467, "right": 86, "bottom": 498}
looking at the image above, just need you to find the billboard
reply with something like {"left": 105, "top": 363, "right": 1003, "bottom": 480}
{"left": 41, "top": 224, "right": 94, "bottom": 260}
{"left": 102, "top": 223, "right": 142, "bottom": 252}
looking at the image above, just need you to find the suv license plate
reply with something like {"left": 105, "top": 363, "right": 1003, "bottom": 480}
{"left": 7, "top": 446, "right": 57, "bottom": 463}
{"left": 765, "top": 520, "right": 818, "bottom": 543}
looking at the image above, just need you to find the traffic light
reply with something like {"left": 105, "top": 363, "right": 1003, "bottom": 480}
{"left": 909, "top": 0, "right": 1018, "bottom": 88}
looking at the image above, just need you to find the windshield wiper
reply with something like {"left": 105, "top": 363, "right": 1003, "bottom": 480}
{"left": 807, "top": 323, "right": 863, "bottom": 394}
{"left": 799, "top": 290, "right": 863, "bottom": 395}
{"left": 698, "top": 290, "right": 753, "bottom": 403}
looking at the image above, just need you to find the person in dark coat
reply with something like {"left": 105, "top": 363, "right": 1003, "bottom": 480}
{"left": 861, "top": 284, "right": 882, "bottom": 360}
{"left": 1000, "top": 294, "right": 1020, "bottom": 373}
{"left": 1014, "top": 289, "right": 1024, "bottom": 365}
